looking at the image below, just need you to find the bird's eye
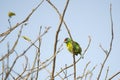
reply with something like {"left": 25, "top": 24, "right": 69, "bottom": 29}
{"left": 64, "top": 38, "right": 68, "bottom": 41}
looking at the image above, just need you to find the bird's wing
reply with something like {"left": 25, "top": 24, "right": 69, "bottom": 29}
{"left": 73, "top": 41, "right": 81, "bottom": 53}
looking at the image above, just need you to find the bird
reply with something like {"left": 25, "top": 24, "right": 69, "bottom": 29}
{"left": 64, "top": 38, "right": 83, "bottom": 58}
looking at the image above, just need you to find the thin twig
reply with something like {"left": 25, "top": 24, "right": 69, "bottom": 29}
{"left": 0, "top": 25, "right": 23, "bottom": 61}
{"left": 0, "top": 33, "right": 8, "bottom": 43}
{"left": 0, "top": 18, "right": 12, "bottom": 43}
{"left": 2, "top": 58, "right": 5, "bottom": 80}
{"left": 81, "top": 61, "right": 91, "bottom": 80}
{"left": 84, "top": 65, "right": 97, "bottom": 80}
{"left": 97, "top": 3, "right": 114, "bottom": 80}
{"left": 9, "top": 73, "right": 16, "bottom": 80}
{"left": 35, "top": 26, "right": 42, "bottom": 80}
{"left": 6, "top": 42, "right": 10, "bottom": 80}
{"left": 99, "top": 44, "right": 108, "bottom": 55}
{"left": 4, "top": 26, "right": 23, "bottom": 80}
{"left": 15, "top": 55, "right": 28, "bottom": 80}
{"left": 108, "top": 71, "right": 120, "bottom": 80}
{"left": 73, "top": 54, "right": 76, "bottom": 80}
{"left": 63, "top": 64, "right": 68, "bottom": 80}
{"left": 105, "top": 66, "right": 109, "bottom": 80}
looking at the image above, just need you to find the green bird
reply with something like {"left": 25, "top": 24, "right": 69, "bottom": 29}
{"left": 64, "top": 38, "right": 83, "bottom": 58}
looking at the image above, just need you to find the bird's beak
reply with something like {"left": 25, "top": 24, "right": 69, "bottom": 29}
{"left": 64, "top": 40, "right": 66, "bottom": 43}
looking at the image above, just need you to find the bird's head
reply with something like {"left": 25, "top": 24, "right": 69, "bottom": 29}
{"left": 64, "top": 38, "right": 71, "bottom": 43}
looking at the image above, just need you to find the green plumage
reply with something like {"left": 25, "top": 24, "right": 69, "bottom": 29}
{"left": 64, "top": 38, "right": 83, "bottom": 58}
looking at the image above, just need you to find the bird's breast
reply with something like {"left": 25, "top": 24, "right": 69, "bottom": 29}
{"left": 66, "top": 42, "right": 73, "bottom": 52}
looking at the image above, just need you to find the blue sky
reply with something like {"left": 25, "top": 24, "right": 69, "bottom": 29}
{"left": 0, "top": 0, "right": 120, "bottom": 80}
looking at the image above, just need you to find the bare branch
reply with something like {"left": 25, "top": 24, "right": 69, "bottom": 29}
{"left": 108, "top": 71, "right": 120, "bottom": 80}
{"left": 0, "top": 25, "right": 23, "bottom": 61}
{"left": 81, "top": 61, "right": 91, "bottom": 80}
{"left": 105, "top": 66, "right": 109, "bottom": 80}
{"left": 83, "top": 36, "right": 91, "bottom": 56}
{"left": 73, "top": 54, "right": 76, "bottom": 80}
{"left": 35, "top": 26, "right": 42, "bottom": 80}
{"left": 2, "top": 58, "right": 5, "bottom": 80}
{"left": 15, "top": 55, "right": 28, "bottom": 80}
{"left": 99, "top": 44, "right": 108, "bottom": 55}
{"left": 97, "top": 3, "right": 114, "bottom": 80}
{"left": 0, "top": 35, "right": 8, "bottom": 43}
